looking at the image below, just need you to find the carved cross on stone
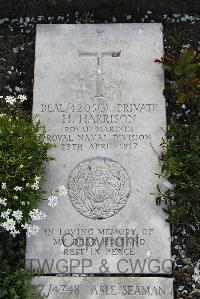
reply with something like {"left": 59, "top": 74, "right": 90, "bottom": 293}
{"left": 79, "top": 50, "right": 121, "bottom": 98}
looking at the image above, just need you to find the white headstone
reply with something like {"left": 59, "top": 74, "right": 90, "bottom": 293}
{"left": 26, "top": 24, "right": 171, "bottom": 276}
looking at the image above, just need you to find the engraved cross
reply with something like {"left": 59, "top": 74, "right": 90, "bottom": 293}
{"left": 79, "top": 50, "right": 121, "bottom": 98}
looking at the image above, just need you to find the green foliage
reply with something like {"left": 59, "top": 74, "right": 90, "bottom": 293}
{"left": 155, "top": 49, "right": 200, "bottom": 228}
{"left": 155, "top": 49, "right": 200, "bottom": 121}
{"left": 0, "top": 112, "right": 53, "bottom": 222}
{"left": 0, "top": 101, "right": 52, "bottom": 298}
{"left": 0, "top": 268, "right": 45, "bottom": 299}
{"left": 155, "top": 49, "right": 200, "bottom": 298}
{"left": 0, "top": 208, "right": 45, "bottom": 299}
{"left": 0, "top": 231, "right": 25, "bottom": 273}
{"left": 157, "top": 122, "right": 200, "bottom": 226}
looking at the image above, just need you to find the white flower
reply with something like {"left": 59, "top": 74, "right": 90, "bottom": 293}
{"left": 13, "top": 48, "right": 18, "bottom": 53}
{"left": 58, "top": 185, "right": 67, "bottom": 196}
{"left": 48, "top": 195, "right": 58, "bottom": 207}
{"left": 15, "top": 86, "right": 21, "bottom": 92}
{"left": 112, "top": 16, "right": 117, "bottom": 23}
{"left": 182, "top": 104, "right": 186, "bottom": 109}
{"left": 126, "top": 14, "right": 132, "bottom": 20}
{"left": 30, "top": 176, "right": 41, "bottom": 190}
{"left": 1, "top": 182, "right": 6, "bottom": 189}
{"left": 34, "top": 175, "right": 41, "bottom": 182}
{"left": 1, "top": 209, "right": 11, "bottom": 219}
{"left": 17, "top": 95, "right": 27, "bottom": 102}
{"left": 10, "top": 229, "right": 20, "bottom": 237}
{"left": 22, "top": 223, "right": 40, "bottom": 237}
{"left": 13, "top": 195, "right": 18, "bottom": 200}
{"left": 193, "top": 260, "right": 200, "bottom": 283}
{"left": 5, "top": 96, "right": 16, "bottom": 105}
{"left": 31, "top": 183, "right": 39, "bottom": 190}
{"left": 12, "top": 210, "right": 23, "bottom": 221}
{"left": 29, "top": 209, "right": 46, "bottom": 221}
{"left": 14, "top": 186, "right": 23, "bottom": 191}
{"left": 19, "top": 164, "right": 24, "bottom": 168}
{"left": 0, "top": 198, "right": 7, "bottom": 206}
{"left": 21, "top": 178, "right": 25, "bottom": 181}
{"left": 1, "top": 218, "right": 16, "bottom": 231}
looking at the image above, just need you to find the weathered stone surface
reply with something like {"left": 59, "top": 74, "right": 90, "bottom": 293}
{"left": 32, "top": 276, "right": 174, "bottom": 298}
{"left": 26, "top": 24, "right": 171, "bottom": 274}
{"left": 68, "top": 157, "right": 130, "bottom": 220}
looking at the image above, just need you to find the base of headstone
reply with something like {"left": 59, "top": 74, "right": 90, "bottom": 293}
{"left": 33, "top": 276, "right": 173, "bottom": 298}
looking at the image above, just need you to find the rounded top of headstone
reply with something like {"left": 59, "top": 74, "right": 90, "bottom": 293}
{"left": 68, "top": 157, "right": 130, "bottom": 220}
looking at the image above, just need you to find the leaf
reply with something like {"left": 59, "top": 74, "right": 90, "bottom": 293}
{"left": 163, "top": 169, "right": 171, "bottom": 178}
{"left": 184, "top": 64, "right": 199, "bottom": 76}
{"left": 180, "top": 49, "right": 196, "bottom": 65}
{"left": 177, "top": 93, "right": 186, "bottom": 103}
{"left": 168, "top": 156, "right": 178, "bottom": 175}
{"left": 182, "top": 258, "right": 192, "bottom": 266}
{"left": 174, "top": 64, "right": 184, "bottom": 76}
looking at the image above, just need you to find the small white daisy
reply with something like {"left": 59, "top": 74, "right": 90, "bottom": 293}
{"left": 14, "top": 186, "right": 23, "bottom": 191}
{"left": 22, "top": 223, "right": 40, "bottom": 237}
{"left": 10, "top": 229, "right": 20, "bottom": 237}
{"left": 1, "top": 209, "right": 11, "bottom": 219}
{"left": 0, "top": 198, "right": 7, "bottom": 206}
{"left": 1, "top": 182, "right": 6, "bottom": 189}
{"left": 48, "top": 195, "right": 58, "bottom": 207}
{"left": 31, "top": 183, "right": 39, "bottom": 190}
{"left": 58, "top": 185, "right": 67, "bottom": 196}
{"left": 1, "top": 218, "right": 16, "bottom": 232}
{"left": 29, "top": 209, "right": 46, "bottom": 221}
{"left": 17, "top": 95, "right": 27, "bottom": 102}
{"left": 12, "top": 210, "right": 23, "bottom": 221}
{"left": 5, "top": 96, "right": 16, "bottom": 105}
{"left": 34, "top": 175, "right": 41, "bottom": 182}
